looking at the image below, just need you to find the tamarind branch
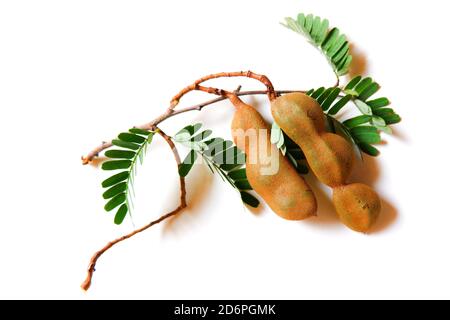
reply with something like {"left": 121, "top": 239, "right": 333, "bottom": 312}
{"left": 172, "top": 89, "right": 303, "bottom": 114}
{"left": 80, "top": 128, "right": 186, "bottom": 291}
{"left": 81, "top": 89, "right": 306, "bottom": 164}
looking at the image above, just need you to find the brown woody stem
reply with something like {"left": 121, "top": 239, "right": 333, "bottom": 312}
{"left": 81, "top": 89, "right": 306, "bottom": 164}
{"left": 170, "top": 71, "right": 276, "bottom": 108}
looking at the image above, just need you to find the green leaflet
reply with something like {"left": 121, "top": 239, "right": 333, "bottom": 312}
{"left": 343, "top": 115, "right": 372, "bottom": 128}
{"left": 240, "top": 191, "right": 260, "bottom": 208}
{"left": 101, "top": 171, "right": 129, "bottom": 188}
{"left": 192, "top": 130, "right": 212, "bottom": 142}
{"left": 204, "top": 139, "right": 232, "bottom": 157}
{"left": 358, "top": 142, "right": 380, "bottom": 157}
{"left": 328, "top": 94, "right": 352, "bottom": 115}
{"left": 358, "top": 82, "right": 380, "bottom": 101}
{"left": 354, "top": 77, "right": 373, "bottom": 94}
{"left": 345, "top": 76, "right": 362, "bottom": 90}
{"left": 103, "top": 182, "right": 127, "bottom": 199}
{"left": 104, "top": 150, "right": 136, "bottom": 159}
{"left": 114, "top": 204, "right": 128, "bottom": 225}
{"left": 118, "top": 132, "right": 146, "bottom": 144}
{"left": 371, "top": 115, "right": 387, "bottom": 127}
{"left": 175, "top": 126, "right": 211, "bottom": 151}
{"left": 354, "top": 100, "right": 373, "bottom": 115}
{"left": 317, "top": 88, "right": 333, "bottom": 105}
{"left": 174, "top": 123, "right": 259, "bottom": 208}
{"left": 178, "top": 150, "right": 198, "bottom": 177}
{"left": 102, "top": 160, "right": 132, "bottom": 170}
{"left": 174, "top": 123, "right": 202, "bottom": 139}
{"left": 271, "top": 122, "right": 286, "bottom": 155}
{"left": 373, "top": 108, "right": 401, "bottom": 124}
{"left": 367, "top": 97, "right": 390, "bottom": 109}
{"left": 112, "top": 139, "right": 140, "bottom": 150}
{"left": 311, "top": 87, "right": 325, "bottom": 99}
{"left": 129, "top": 128, "right": 152, "bottom": 135}
{"left": 321, "top": 87, "right": 341, "bottom": 111}
{"left": 234, "top": 179, "right": 252, "bottom": 191}
{"left": 101, "top": 128, "right": 155, "bottom": 224}
{"left": 104, "top": 193, "right": 126, "bottom": 212}
{"left": 350, "top": 126, "right": 382, "bottom": 144}
{"left": 227, "top": 168, "right": 247, "bottom": 180}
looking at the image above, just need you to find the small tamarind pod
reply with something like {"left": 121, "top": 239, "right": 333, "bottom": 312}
{"left": 271, "top": 93, "right": 381, "bottom": 232}
{"left": 228, "top": 94, "right": 317, "bottom": 220}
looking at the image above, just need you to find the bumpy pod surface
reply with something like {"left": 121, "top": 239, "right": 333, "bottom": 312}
{"left": 229, "top": 94, "right": 317, "bottom": 220}
{"left": 271, "top": 93, "right": 381, "bottom": 232}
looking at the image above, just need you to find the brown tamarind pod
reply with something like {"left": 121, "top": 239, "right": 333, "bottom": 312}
{"left": 228, "top": 94, "right": 317, "bottom": 220}
{"left": 271, "top": 92, "right": 381, "bottom": 232}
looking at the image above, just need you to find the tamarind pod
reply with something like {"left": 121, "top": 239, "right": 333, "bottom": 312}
{"left": 271, "top": 93, "right": 381, "bottom": 232}
{"left": 229, "top": 94, "right": 317, "bottom": 220}
{"left": 271, "top": 93, "right": 353, "bottom": 187}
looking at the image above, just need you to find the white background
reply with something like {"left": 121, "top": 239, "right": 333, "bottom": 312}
{"left": 1, "top": 0, "right": 449, "bottom": 299}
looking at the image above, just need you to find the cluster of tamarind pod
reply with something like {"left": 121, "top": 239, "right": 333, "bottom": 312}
{"left": 229, "top": 92, "right": 381, "bottom": 233}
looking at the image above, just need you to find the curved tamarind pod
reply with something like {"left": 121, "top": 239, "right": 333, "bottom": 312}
{"left": 271, "top": 93, "right": 381, "bottom": 232}
{"left": 228, "top": 94, "right": 317, "bottom": 220}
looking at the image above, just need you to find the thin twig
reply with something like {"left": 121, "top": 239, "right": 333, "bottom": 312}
{"left": 81, "top": 89, "right": 306, "bottom": 164}
{"left": 170, "top": 71, "right": 276, "bottom": 108}
{"left": 80, "top": 128, "right": 186, "bottom": 291}
{"left": 334, "top": 72, "right": 340, "bottom": 88}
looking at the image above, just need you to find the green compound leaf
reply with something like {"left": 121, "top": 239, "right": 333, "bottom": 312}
{"left": 101, "top": 129, "right": 155, "bottom": 224}
{"left": 174, "top": 123, "right": 259, "bottom": 208}
{"left": 283, "top": 13, "right": 352, "bottom": 76}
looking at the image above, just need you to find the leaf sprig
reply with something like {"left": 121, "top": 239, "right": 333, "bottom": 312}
{"left": 174, "top": 123, "right": 260, "bottom": 208}
{"left": 101, "top": 128, "right": 155, "bottom": 224}
{"left": 283, "top": 13, "right": 352, "bottom": 76}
